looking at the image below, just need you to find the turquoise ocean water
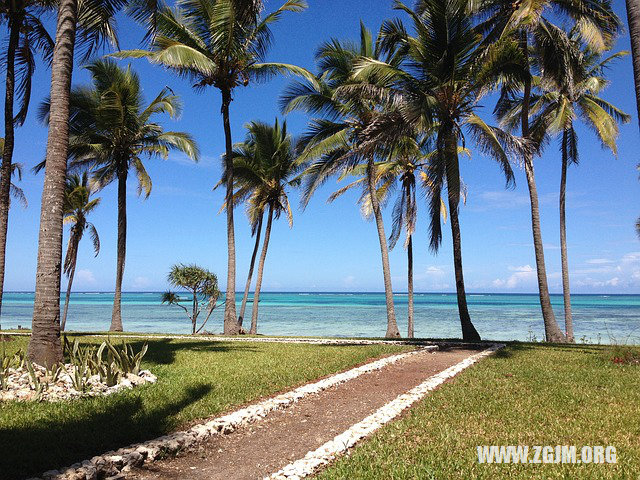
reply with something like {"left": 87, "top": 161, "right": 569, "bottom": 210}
{"left": 2, "top": 292, "right": 639, "bottom": 343}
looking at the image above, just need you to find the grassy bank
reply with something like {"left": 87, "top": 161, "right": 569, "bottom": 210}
{"left": 0, "top": 335, "right": 409, "bottom": 479}
{"left": 317, "top": 343, "right": 640, "bottom": 479}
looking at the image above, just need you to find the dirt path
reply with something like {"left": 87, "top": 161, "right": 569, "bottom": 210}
{"left": 129, "top": 347, "right": 477, "bottom": 480}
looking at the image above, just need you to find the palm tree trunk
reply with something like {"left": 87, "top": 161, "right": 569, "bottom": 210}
{"left": 61, "top": 262, "right": 76, "bottom": 331}
{"left": 0, "top": 16, "right": 21, "bottom": 329}
{"left": 250, "top": 205, "right": 273, "bottom": 335}
{"left": 192, "top": 291, "right": 198, "bottom": 335}
{"left": 444, "top": 135, "right": 480, "bottom": 341}
{"left": 626, "top": 0, "right": 640, "bottom": 128}
{"left": 221, "top": 88, "right": 239, "bottom": 335}
{"left": 560, "top": 130, "right": 573, "bottom": 342}
{"left": 444, "top": 129, "right": 480, "bottom": 342}
{"left": 448, "top": 201, "right": 480, "bottom": 341}
{"left": 28, "top": 0, "right": 78, "bottom": 365}
{"left": 407, "top": 234, "right": 414, "bottom": 339}
{"left": 110, "top": 168, "right": 126, "bottom": 332}
{"left": 520, "top": 34, "right": 566, "bottom": 343}
{"left": 239, "top": 213, "right": 263, "bottom": 328}
{"left": 366, "top": 158, "right": 400, "bottom": 338}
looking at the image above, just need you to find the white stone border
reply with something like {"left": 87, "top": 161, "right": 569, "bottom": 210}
{"left": 266, "top": 344, "right": 504, "bottom": 480}
{"left": 33, "top": 346, "right": 435, "bottom": 480}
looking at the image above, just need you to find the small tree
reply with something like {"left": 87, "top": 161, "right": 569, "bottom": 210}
{"left": 162, "top": 264, "right": 220, "bottom": 335}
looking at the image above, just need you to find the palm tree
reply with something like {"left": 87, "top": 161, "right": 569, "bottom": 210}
{"left": 282, "top": 22, "right": 404, "bottom": 338}
{"left": 328, "top": 133, "right": 449, "bottom": 339}
{"left": 474, "top": 0, "right": 620, "bottom": 343}
{"left": 115, "top": 0, "right": 309, "bottom": 335}
{"left": 352, "top": 0, "right": 529, "bottom": 341}
{"left": 381, "top": 137, "right": 447, "bottom": 339}
{"left": 228, "top": 119, "right": 301, "bottom": 334}
{"left": 0, "top": 140, "right": 26, "bottom": 332}
{"left": 39, "top": 59, "right": 199, "bottom": 332}
{"left": 0, "top": 139, "right": 28, "bottom": 211}
{"left": 0, "top": 0, "right": 53, "bottom": 324}
{"left": 505, "top": 25, "right": 630, "bottom": 341}
{"left": 28, "top": 0, "right": 134, "bottom": 364}
{"left": 626, "top": 0, "right": 640, "bottom": 127}
{"left": 61, "top": 173, "right": 100, "bottom": 331}
{"left": 238, "top": 211, "right": 263, "bottom": 329}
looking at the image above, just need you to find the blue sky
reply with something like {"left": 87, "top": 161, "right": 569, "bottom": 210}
{"left": 5, "top": 0, "right": 640, "bottom": 294}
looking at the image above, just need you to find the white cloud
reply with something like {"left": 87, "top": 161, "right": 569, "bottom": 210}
{"left": 572, "top": 252, "right": 640, "bottom": 291}
{"left": 492, "top": 264, "right": 536, "bottom": 289}
{"left": 586, "top": 258, "right": 614, "bottom": 265}
{"left": 132, "top": 276, "right": 151, "bottom": 289}
{"left": 75, "top": 269, "right": 96, "bottom": 286}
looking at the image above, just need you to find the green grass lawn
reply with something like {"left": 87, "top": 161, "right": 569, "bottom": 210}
{"left": 317, "top": 343, "right": 640, "bottom": 480}
{"left": 0, "top": 335, "right": 409, "bottom": 479}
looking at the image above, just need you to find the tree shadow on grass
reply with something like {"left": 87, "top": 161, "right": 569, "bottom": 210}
{"left": 488, "top": 341, "right": 607, "bottom": 360}
{"left": 0, "top": 383, "right": 212, "bottom": 480}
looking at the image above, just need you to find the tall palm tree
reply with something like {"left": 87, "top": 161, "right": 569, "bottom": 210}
{"left": 39, "top": 59, "right": 199, "bottom": 332}
{"left": 115, "top": 0, "right": 309, "bottom": 335}
{"left": 61, "top": 172, "right": 100, "bottom": 331}
{"left": 474, "top": 0, "right": 620, "bottom": 343}
{"left": 282, "top": 22, "right": 403, "bottom": 338}
{"left": 381, "top": 137, "right": 448, "bottom": 339}
{"left": 502, "top": 25, "right": 630, "bottom": 341}
{"left": 238, "top": 211, "right": 263, "bottom": 329}
{"left": 331, "top": 134, "right": 448, "bottom": 339}
{"left": 28, "top": 0, "right": 133, "bottom": 364}
{"left": 0, "top": 139, "right": 27, "bottom": 210}
{"left": 0, "top": 140, "right": 26, "bottom": 332}
{"left": 228, "top": 119, "right": 301, "bottom": 334}
{"left": 626, "top": 0, "right": 640, "bottom": 235}
{"left": 0, "top": 0, "right": 53, "bottom": 323}
{"left": 626, "top": 0, "right": 640, "bottom": 127}
{"left": 353, "top": 0, "right": 528, "bottom": 341}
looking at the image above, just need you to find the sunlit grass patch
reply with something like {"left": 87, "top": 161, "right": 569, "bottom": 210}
{"left": 0, "top": 335, "right": 409, "bottom": 479}
{"left": 318, "top": 343, "right": 640, "bottom": 480}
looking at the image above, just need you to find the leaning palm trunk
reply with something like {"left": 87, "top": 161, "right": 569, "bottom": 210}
{"left": 445, "top": 132, "right": 480, "bottom": 342}
{"left": 239, "top": 213, "right": 263, "bottom": 328}
{"left": 0, "top": 17, "right": 21, "bottom": 328}
{"left": 448, "top": 200, "right": 480, "bottom": 341}
{"left": 61, "top": 224, "right": 82, "bottom": 331}
{"left": 560, "top": 130, "right": 573, "bottom": 341}
{"left": 61, "top": 261, "right": 77, "bottom": 331}
{"left": 250, "top": 205, "right": 274, "bottom": 335}
{"left": 221, "top": 89, "right": 239, "bottom": 334}
{"left": 366, "top": 158, "right": 400, "bottom": 338}
{"left": 520, "top": 38, "right": 566, "bottom": 343}
{"left": 407, "top": 234, "right": 414, "bottom": 339}
{"left": 28, "top": 0, "right": 78, "bottom": 365}
{"left": 627, "top": 0, "right": 640, "bottom": 127}
{"left": 110, "top": 168, "right": 126, "bottom": 332}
